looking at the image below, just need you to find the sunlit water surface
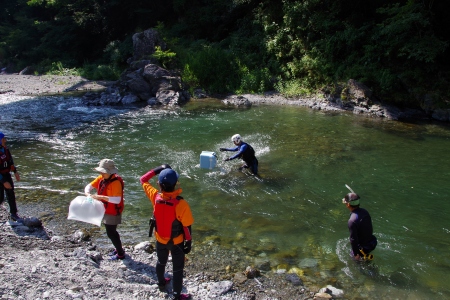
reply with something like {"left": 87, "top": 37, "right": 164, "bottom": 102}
{"left": 1, "top": 95, "right": 450, "bottom": 299}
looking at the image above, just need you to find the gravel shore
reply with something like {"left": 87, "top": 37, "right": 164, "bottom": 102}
{"left": 0, "top": 204, "right": 318, "bottom": 300}
{"left": 0, "top": 74, "right": 113, "bottom": 96}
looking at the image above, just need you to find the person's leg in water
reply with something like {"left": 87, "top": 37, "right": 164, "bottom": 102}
{"left": 238, "top": 164, "right": 248, "bottom": 171}
{"left": 105, "top": 224, "right": 125, "bottom": 259}
{"left": 239, "top": 159, "right": 258, "bottom": 175}
{"left": 250, "top": 158, "right": 258, "bottom": 175}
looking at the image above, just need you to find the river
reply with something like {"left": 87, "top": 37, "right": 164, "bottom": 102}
{"left": 1, "top": 94, "right": 449, "bottom": 299}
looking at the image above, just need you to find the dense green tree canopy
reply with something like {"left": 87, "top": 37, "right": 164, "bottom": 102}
{"left": 0, "top": 0, "right": 448, "bottom": 107}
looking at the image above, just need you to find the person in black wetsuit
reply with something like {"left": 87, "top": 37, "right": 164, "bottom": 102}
{"left": 342, "top": 192, "right": 377, "bottom": 260}
{"left": 220, "top": 134, "right": 258, "bottom": 175}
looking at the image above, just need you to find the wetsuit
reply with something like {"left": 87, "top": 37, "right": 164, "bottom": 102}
{"left": 223, "top": 142, "right": 258, "bottom": 174}
{"left": 348, "top": 207, "right": 377, "bottom": 256}
{"left": 0, "top": 146, "right": 18, "bottom": 214}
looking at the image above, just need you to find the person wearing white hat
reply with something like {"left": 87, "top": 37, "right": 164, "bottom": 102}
{"left": 220, "top": 134, "right": 258, "bottom": 174}
{"left": 0, "top": 132, "right": 22, "bottom": 221}
{"left": 85, "top": 159, "right": 125, "bottom": 260}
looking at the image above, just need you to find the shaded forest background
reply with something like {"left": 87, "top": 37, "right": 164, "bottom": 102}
{"left": 0, "top": 0, "right": 449, "bottom": 108}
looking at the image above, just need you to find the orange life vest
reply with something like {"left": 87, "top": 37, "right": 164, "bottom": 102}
{"left": 98, "top": 175, "right": 124, "bottom": 216}
{"left": 153, "top": 193, "right": 184, "bottom": 242}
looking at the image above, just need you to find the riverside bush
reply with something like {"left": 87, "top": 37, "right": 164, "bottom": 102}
{"left": 237, "top": 65, "right": 272, "bottom": 94}
{"left": 79, "top": 64, "right": 121, "bottom": 81}
{"left": 179, "top": 45, "right": 240, "bottom": 94}
{"left": 47, "top": 61, "right": 80, "bottom": 76}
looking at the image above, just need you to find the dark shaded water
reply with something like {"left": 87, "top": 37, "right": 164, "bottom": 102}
{"left": 1, "top": 95, "right": 450, "bottom": 298}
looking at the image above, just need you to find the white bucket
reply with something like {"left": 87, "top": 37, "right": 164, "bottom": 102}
{"left": 68, "top": 196, "right": 106, "bottom": 227}
{"left": 200, "top": 151, "right": 217, "bottom": 169}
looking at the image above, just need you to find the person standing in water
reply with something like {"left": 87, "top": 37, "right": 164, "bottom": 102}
{"left": 85, "top": 159, "right": 125, "bottom": 260}
{"left": 220, "top": 134, "right": 258, "bottom": 175}
{"left": 0, "top": 132, "right": 22, "bottom": 221}
{"left": 342, "top": 188, "right": 377, "bottom": 261}
{"left": 140, "top": 164, "right": 194, "bottom": 300}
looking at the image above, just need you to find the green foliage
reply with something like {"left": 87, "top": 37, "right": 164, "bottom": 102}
{"left": 178, "top": 39, "right": 274, "bottom": 95}
{"left": 79, "top": 63, "right": 121, "bottom": 81}
{"left": 1, "top": 0, "right": 450, "bottom": 107}
{"left": 237, "top": 65, "right": 272, "bottom": 94}
{"left": 275, "top": 80, "right": 312, "bottom": 97}
{"left": 26, "top": 0, "right": 57, "bottom": 7}
{"left": 103, "top": 40, "right": 128, "bottom": 66}
{"left": 179, "top": 44, "right": 241, "bottom": 94}
{"left": 46, "top": 61, "right": 80, "bottom": 76}
{"left": 255, "top": 0, "right": 449, "bottom": 106}
{"left": 42, "top": 61, "right": 120, "bottom": 80}
{"left": 152, "top": 46, "right": 177, "bottom": 69}
{"left": 377, "top": 3, "right": 448, "bottom": 63}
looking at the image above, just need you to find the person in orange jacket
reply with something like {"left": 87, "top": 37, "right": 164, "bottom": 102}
{"left": 85, "top": 159, "right": 125, "bottom": 260}
{"left": 140, "top": 164, "right": 194, "bottom": 300}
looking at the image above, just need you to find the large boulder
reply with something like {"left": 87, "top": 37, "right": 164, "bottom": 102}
{"left": 123, "top": 71, "right": 153, "bottom": 100}
{"left": 128, "top": 29, "right": 166, "bottom": 64}
{"left": 122, "top": 64, "right": 189, "bottom": 105}
{"left": 142, "top": 64, "right": 182, "bottom": 93}
{"left": 84, "top": 29, "right": 190, "bottom": 107}
{"left": 221, "top": 95, "right": 252, "bottom": 108}
{"left": 432, "top": 109, "right": 450, "bottom": 122}
{"left": 341, "top": 79, "right": 375, "bottom": 108}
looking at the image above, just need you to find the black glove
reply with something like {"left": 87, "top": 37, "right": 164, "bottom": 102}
{"left": 219, "top": 148, "right": 226, "bottom": 152}
{"left": 153, "top": 164, "right": 172, "bottom": 175}
{"left": 183, "top": 240, "right": 192, "bottom": 254}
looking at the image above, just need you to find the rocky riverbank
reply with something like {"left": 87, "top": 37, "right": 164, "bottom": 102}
{"left": 2, "top": 200, "right": 343, "bottom": 300}
{"left": 2, "top": 74, "right": 447, "bottom": 122}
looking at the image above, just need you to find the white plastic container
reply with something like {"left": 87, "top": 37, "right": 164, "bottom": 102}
{"left": 68, "top": 196, "right": 106, "bottom": 227}
{"left": 200, "top": 151, "right": 217, "bottom": 169}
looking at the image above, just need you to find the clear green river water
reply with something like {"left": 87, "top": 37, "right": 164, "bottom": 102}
{"left": 1, "top": 95, "right": 450, "bottom": 299}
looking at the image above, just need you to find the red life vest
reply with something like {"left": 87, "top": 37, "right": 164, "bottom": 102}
{"left": 98, "top": 175, "right": 124, "bottom": 216}
{"left": 154, "top": 193, "right": 184, "bottom": 242}
{"left": 0, "top": 147, "right": 13, "bottom": 174}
